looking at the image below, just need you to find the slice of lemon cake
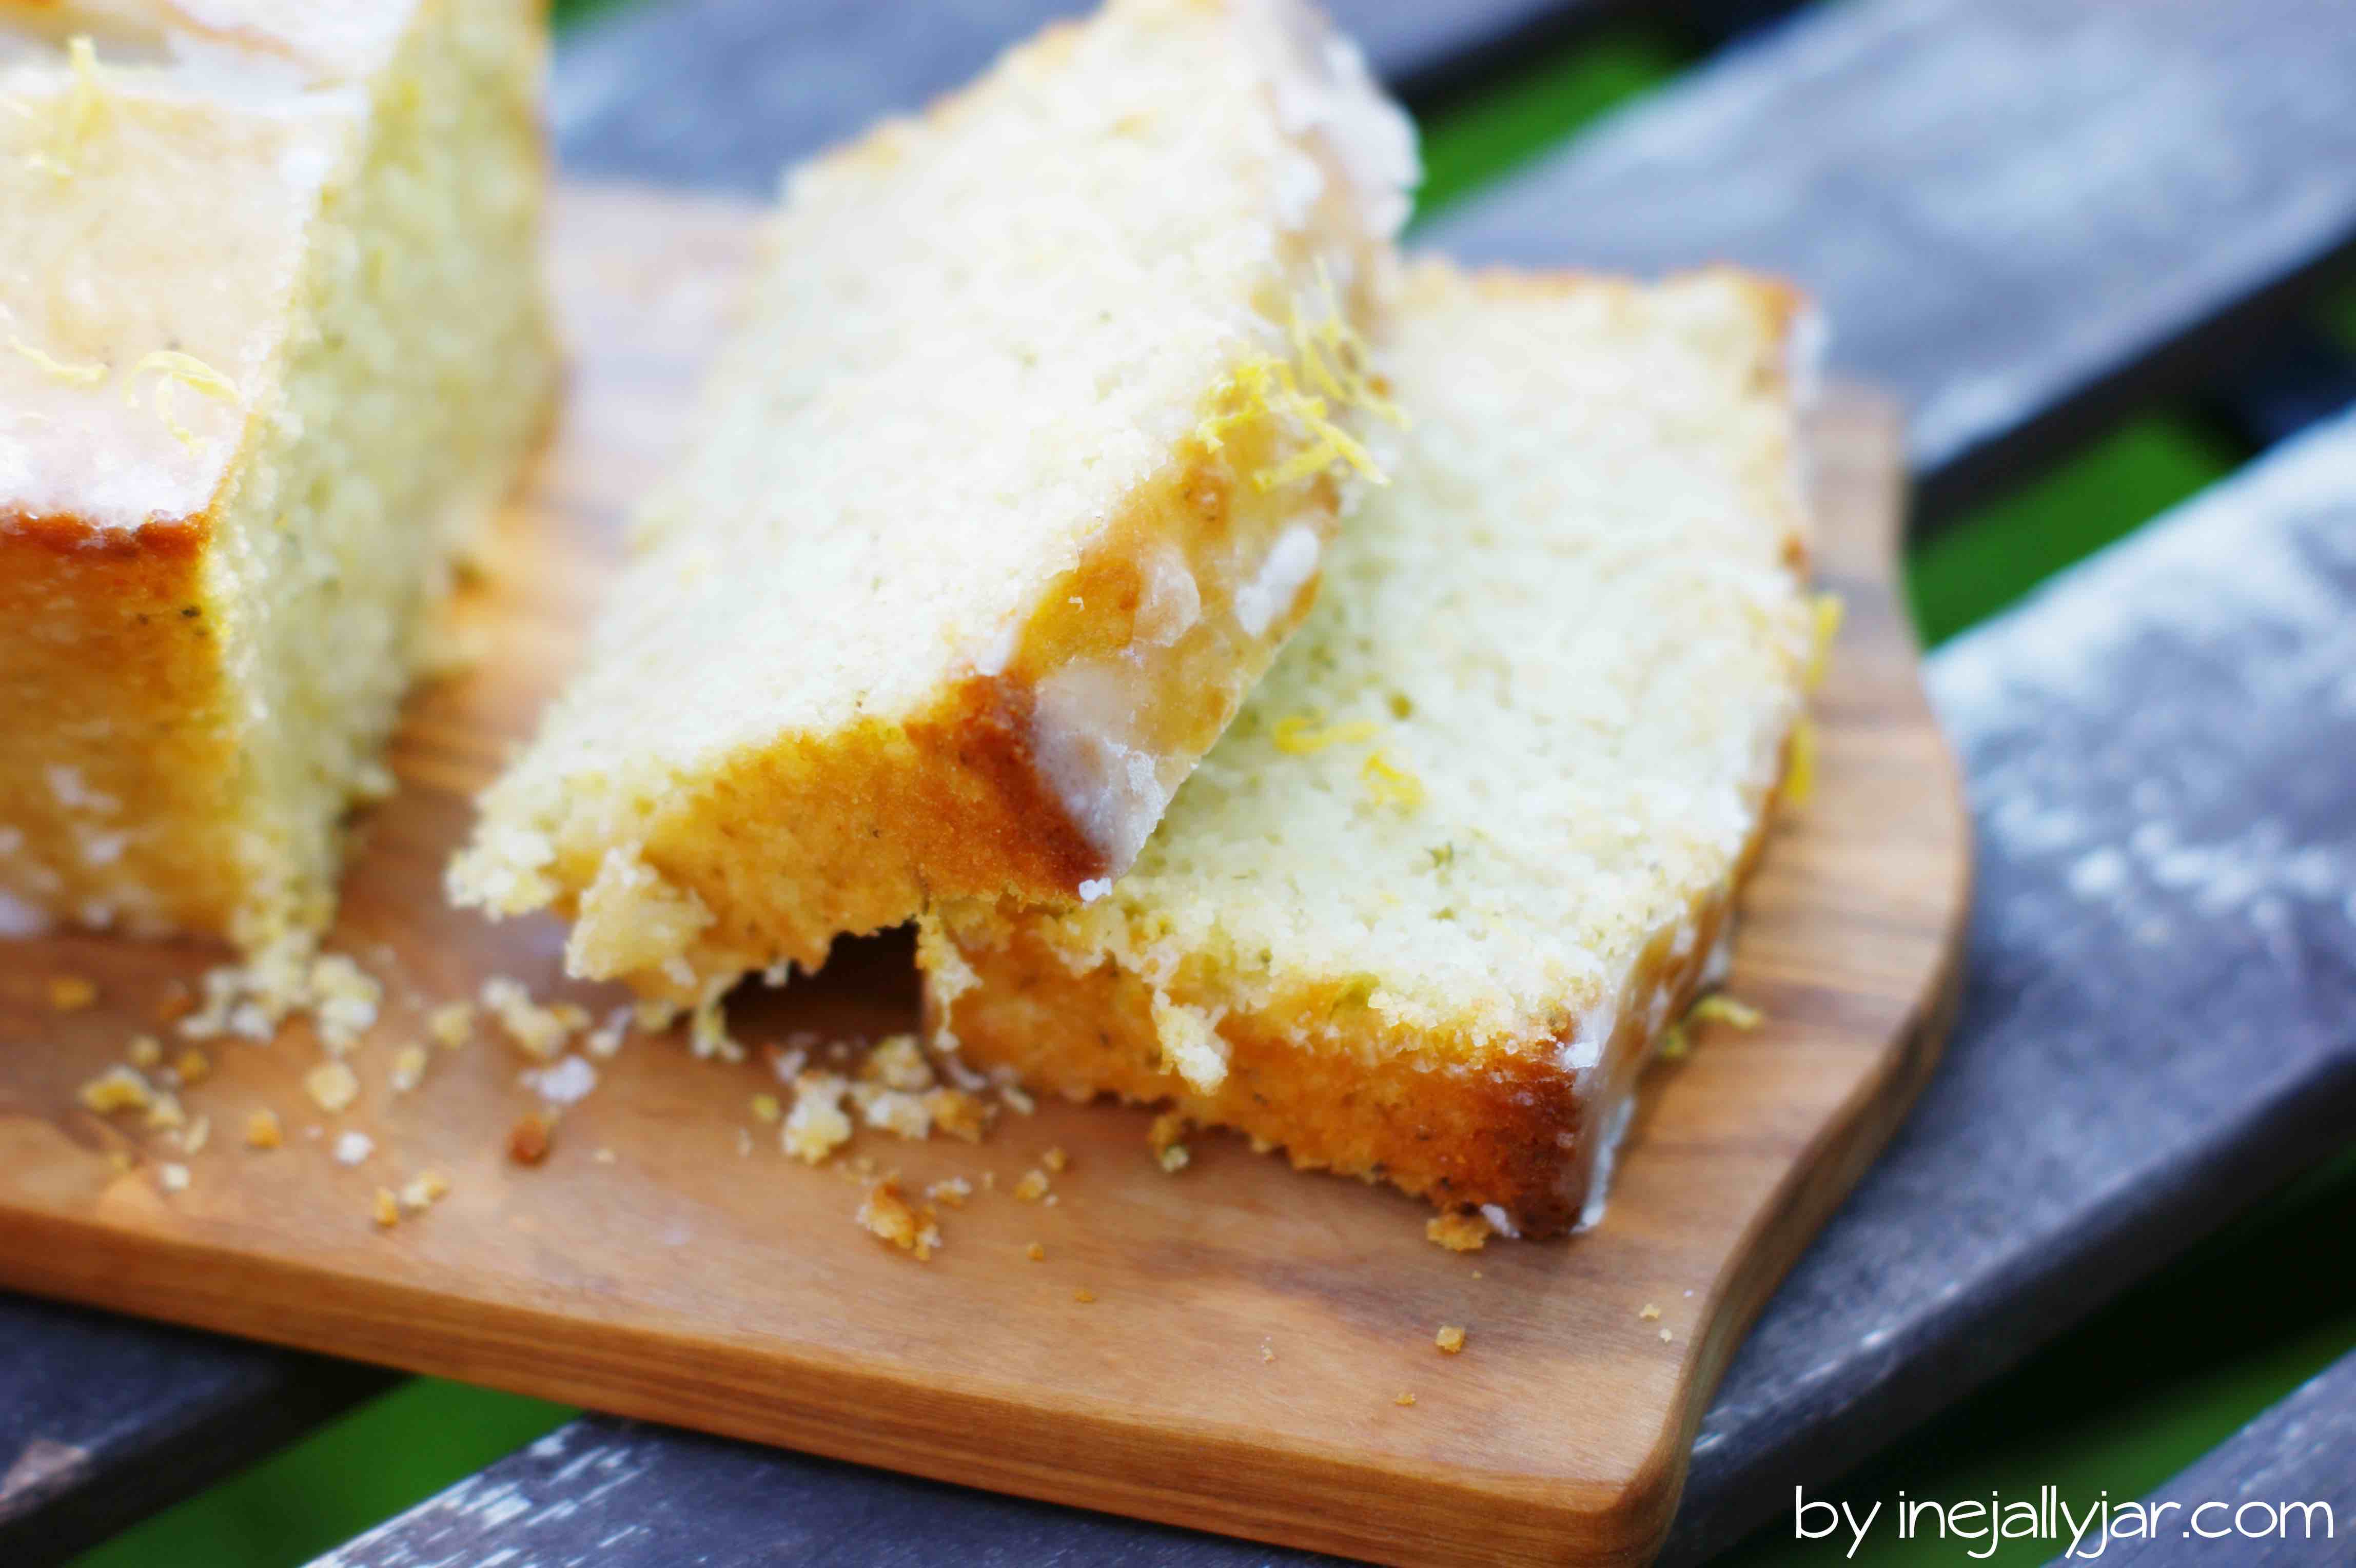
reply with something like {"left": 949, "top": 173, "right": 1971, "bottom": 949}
{"left": 448, "top": 0, "right": 1418, "bottom": 1001}
{"left": 919, "top": 261, "right": 1816, "bottom": 1238}
{"left": 0, "top": 2, "right": 554, "bottom": 949}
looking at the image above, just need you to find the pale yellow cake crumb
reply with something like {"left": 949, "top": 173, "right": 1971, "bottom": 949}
{"left": 1426, "top": 1213, "right": 1491, "bottom": 1252}
{"left": 50, "top": 975, "right": 97, "bottom": 1011}
{"left": 1156, "top": 1144, "right": 1191, "bottom": 1173}
{"left": 1660, "top": 1328, "right": 1674, "bottom": 1343}
{"left": 79, "top": 1066, "right": 153, "bottom": 1114}
{"left": 305, "top": 1060, "right": 360, "bottom": 1114}
{"left": 1073, "top": 1288, "right": 1095, "bottom": 1304}
{"left": 1013, "top": 1169, "right": 1050, "bottom": 1203}
{"left": 158, "top": 1162, "right": 190, "bottom": 1193}
{"left": 389, "top": 1045, "right": 429, "bottom": 1093}
{"left": 400, "top": 1170, "right": 450, "bottom": 1212}
{"left": 1689, "top": 994, "right": 1762, "bottom": 1030}
{"left": 1025, "top": 1241, "right": 1045, "bottom": 1261}
{"left": 1435, "top": 1324, "right": 1466, "bottom": 1355}
{"left": 372, "top": 1188, "right": 401, "bottom": 1228}
{"left": 427, "top": 1001, "right": 475, "bottom": 1050}
{"left": 246, "top": 1109, "right": 283, "bottom": 1149}
{"left": 1639, "top": 1303, "right": 1663, "bottom": 1321}
{"left": 860, "top": 1034, "right": 934, "bottom": 1092}
{"left": 146, "top": 1093, "right": 185, "bottom": 1131}
{"left": 1040, "top": 1146, "right": 1070, "bottom": 1173}
{"left": 183, "top": 1115, "right": 211, "bottom": 1155}
{"left": 1394, "top": 1391, "right": 1417, "bottom": 1407}
{"left": 127, "top": 1035, "right": 164, "bottom": 1070}
{"left": 925, "top": 1177, "right": 971, "bottom": 1208}
{"left": 925, "top": 1088, "right": 991, "bottom": 1143}
{"left": 175, "top": 1047, "right": 212, "bottom": 1086}
{"left": 482, "top": 976, "right": 574, "bottom": 1061}
{"left": 751, "top": 1092, "right": 782, "bottom": 1124}
{"left": 782, "top": 1073, "right": 854, "bottom": 1164}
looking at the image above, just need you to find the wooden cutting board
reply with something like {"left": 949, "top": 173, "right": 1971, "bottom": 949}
{"left": 0, "top": 184, "right": 1969, "bottom": 1568}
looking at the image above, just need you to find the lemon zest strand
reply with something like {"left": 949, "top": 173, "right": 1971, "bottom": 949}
{"left": 1805, "top": 592, "right": 1843, "bottom": 691}
{"left": 1270, "top": 714, "right": 1379, "bottom": 756}
{"left": 1361, "top": 751, "right": 1425, "bottom": 811}
{"left": 1783, "top": 715, "right": 1817, "bottom": 807}
{"left": 9, "top": 337, "right": 106, "bottom": 385}
{"left": 126, "top": 350, "right": 242, "bottom": 454}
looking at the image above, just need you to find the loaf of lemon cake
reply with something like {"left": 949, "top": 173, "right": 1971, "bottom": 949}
{"left": 0, "top": 2, "right": 554, "bottom": 949}
{"left": 448, "top": 0, "right": 1418, "bottom": 1001}
{"left": 919, "top": 262, "right": 1816, "bottom": 1238}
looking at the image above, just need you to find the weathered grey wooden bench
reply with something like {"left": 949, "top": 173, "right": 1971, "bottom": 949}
{"left": 6, "top": 1, "right": 2352, "bottom": 1562}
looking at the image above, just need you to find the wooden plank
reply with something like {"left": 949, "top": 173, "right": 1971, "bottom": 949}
{"left": 0, "top": 1296, "right": 386, "bottom": 1568}
{"left": 306, "top": 391, "right": 2356, "bottom": 1568}
{"left": 1659, "top": 407, "right": 2356, "bottom": 1563}
{"left": 2058, "top": 1350, "right": 2356, "bottom": 1564}
{"left": 309, "top": 1416, "right": 1314, "bottom": 1568}
{"left": 0, "top": 184, "right": 1964, "bottom": 1568}
{"left": 551, "top": 0, "right": 1612, "bottom": 198}
{"left": 1427, "top": 0, "right": 2356, "bottom": 522}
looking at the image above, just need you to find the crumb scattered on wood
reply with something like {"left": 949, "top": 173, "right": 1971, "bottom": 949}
{"left": 751, "top": 1092, "right": 781, "bottom": 1124}
{"left": 1156, "top": 1143, "right": 1190, "bottom": 1173}
{"left": 1689, "top": 994, "right": 1762, "bottom": 1030}
{"left": 1025, "top": 1241, "right": 1045, "bottom": 1261}
{"left": 127, "top": 1035, "right": 163, "bottom": 1070}
{"left": 1659, "top": 1327, "right": 1674, "bottom": 1343}
{"left": 245, "top": 1109, "right": 282, "bottom": 1149}
{"left": 1394, "top": 1391, "right": 1416, "bottom": 1407}
{"left": 1426, "top": 1212, "right": 1491, "bottom": 1252}
{"left": 389, "top": 1044, "right": 428, "bottom": 1093}
{"left": 857, "top": 1179, "right": 939, "bottom": 1260}
{"left": 508, "top": 1111, "right": 552, "bottom": 1165}
{"left": 1435, "top": 1324, "right": 1466, "bottom": 1355}
{"left": 174, "top": 1046, "right": 211, "bottom": 1085}
{"left": 49, "top": 975, "right": 96, "bottom": 1011}
{"left": 925, "top": 1176, "right": 970, "bottom": 1208}
{"left": 427, "top": 1001, "right": 475, "bottom": 1050}
{"left": 1013, "top": 1169, "right": 1050, "bottom": 1203}
{"left": 1639, "top": 1303, "right": 1662, "bottom": 1321}
{"left": 372, "top": 1188, "right": 401, "bottom": 1228}
{"left": 304, "top": 1060, "right": 359, "bottom": 1114}
{"left": 1073, "top": 1288, "right": 1095, "bottom": 1304}
{"left": 158, "top": 1162, "right": 190, "bottom": 1193}
{"left": 1041, "top": 1145, "right": 1069, "bottom": 1173}
{"left": 79, "top": 1066, "right": 153, "bottom": 1114}
{"left": 400, "top": 1170, "right": 450, "bottom": 1213}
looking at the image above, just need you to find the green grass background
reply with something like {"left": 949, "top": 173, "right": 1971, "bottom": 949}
{"left": 65, "top": 16, "right": 2356, "bottom": 1567}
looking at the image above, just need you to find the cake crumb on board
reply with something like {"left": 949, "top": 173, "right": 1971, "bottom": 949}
{"left": 857, "top": 1179, "right": 939, "bottom": 1261}
{"left": 50, "top": 975, "right": 97, "bottom": 1011}
{"left": 1426, "top": 1212, "right": 1491, "bottom": 1252}
{"left": 305, "top": 1060, "right": 359, "bottom": 1114}
{"left": 1435, "top": 1324, "right": 1466, "bottom": 1355}
{"left": 508, "top": 1112, "right": 552, "bottom": 1165}
{"left": 245, "top": 1110, "right": 282, "bottom": 1149}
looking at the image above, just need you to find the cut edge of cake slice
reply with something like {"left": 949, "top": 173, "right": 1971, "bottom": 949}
{"left": 918, "top": 259, "right": 1820, "bottom": 1239}
{"left": 0, "top": 1, "right": 556, "bottom": 953}
{"left": 448, "top": 0, "right": 1419, "bottom": 1005}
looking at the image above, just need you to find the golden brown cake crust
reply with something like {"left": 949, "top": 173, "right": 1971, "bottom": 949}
{"left": 0, "top": 507, "right": 249, "bottom": 937}
{"left": 562, "top": 445, "right": 1338, "bottom": 991}
{"left": 928, "top": 781, "right": 1778, "bottom": 1240}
